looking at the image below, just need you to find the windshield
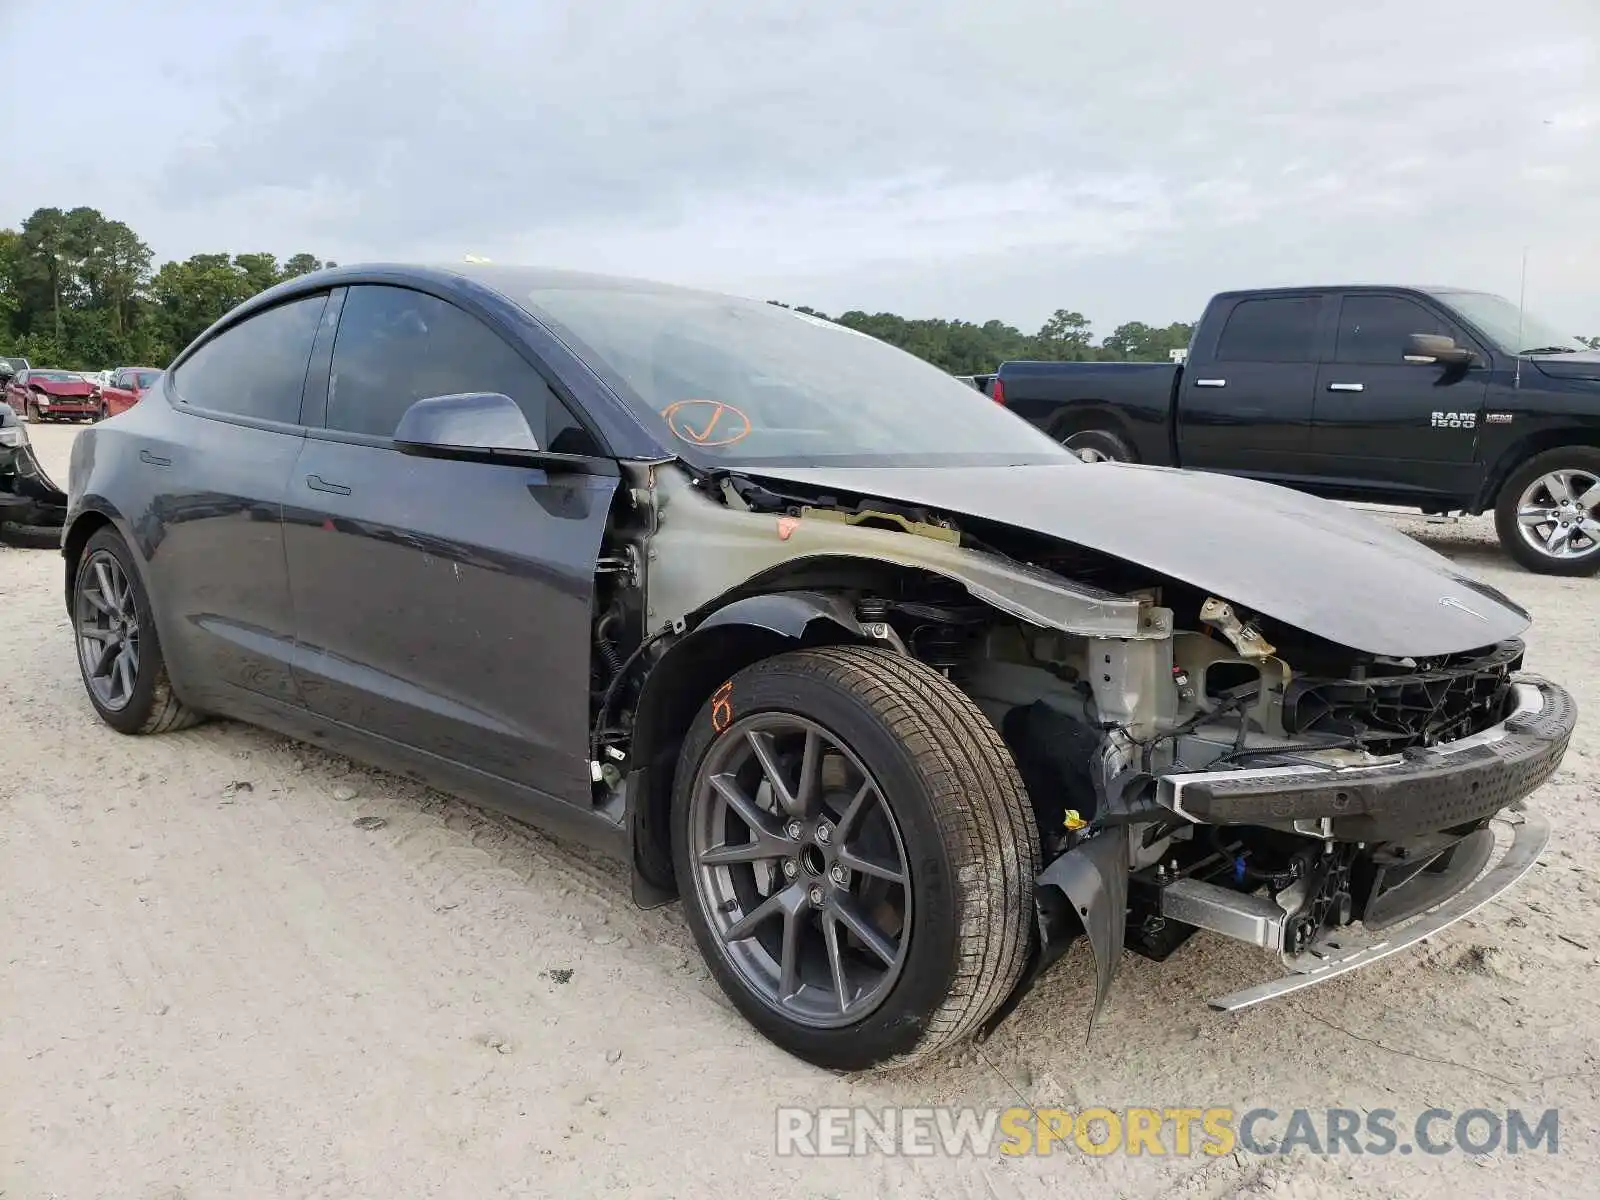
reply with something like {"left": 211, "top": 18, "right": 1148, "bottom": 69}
{"left": 1428, "top": 290, "right": 1586, "bottom": 355}
{"left": 132, "top": 369, "right": 162, "bottom": 389}
{"left": 32, "top": 370, "right": 78, "bottom": 382}
{"left": 521, "top": 285, "right": 1073, "bottom": 468}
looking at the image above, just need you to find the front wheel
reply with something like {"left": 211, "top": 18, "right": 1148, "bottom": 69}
{"left": 1493, "top": 447, "right": 1600, "bottom": 575}
{"left": 72, "top": 527, "right": 202, "bottom": 734}
{"left": 671, "top": 644, "right": 1038, "bottom": 1071}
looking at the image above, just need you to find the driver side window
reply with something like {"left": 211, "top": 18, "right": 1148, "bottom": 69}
{"left": 1334, "top": 296, "right": 1457, "bottom": 364}
{"left": 327, "top": 285, "right": 601, "bottom": 454}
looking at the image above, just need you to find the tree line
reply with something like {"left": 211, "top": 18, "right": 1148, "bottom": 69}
{"left": 7, "top": 204, "right": 1591, "bottom": 375}
{"left": 766, "top": 303, "right": 1196, "bottom": 374}
{"left": 0, "top": 205, "right": 1198, "bottom": 375}
{"left": 0, "top": 206, "right": 336, "bottom": 370}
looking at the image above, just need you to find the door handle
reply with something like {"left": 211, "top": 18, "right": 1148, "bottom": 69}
{"left": 306, "top": 474, "right": 351, "bottom": 496}
{"left": 139, "top": 449, "right": 171, "bottom": 467}
{"left": 1327, "top": 382, "right": 1365, "bottom": 393}
{"left": 1194, "top": 378, "right": 1227, "bottom": 388}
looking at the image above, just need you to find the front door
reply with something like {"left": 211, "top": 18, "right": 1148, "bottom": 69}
{"left": 1310, "top": 292, "right": 1488, "bottom": 498}
{"left": 283, "top": 283, "right": 615, "bottom": 805}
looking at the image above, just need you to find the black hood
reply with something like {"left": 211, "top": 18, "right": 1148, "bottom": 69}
{"left": 746, "top": 461, "right": 1529, "bottom": 658}
{"left": 1530, "top": 350, "right": 1600, "bottom": 382}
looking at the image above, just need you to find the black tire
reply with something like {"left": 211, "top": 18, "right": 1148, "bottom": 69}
{"left": 1492, "top": 446, "right": 1600, "bottom": 576}
{"left": 671, "top": 643, "right": 1038, "bottom": 1071}
{"left": 72, "top": 526, "right": 203, "bottom": 734}
{"left": 0, "top": 521, "right": 61, "bottom": 549}
{"left": 1059, "top": 427, "right": 1133, "bottom": 463}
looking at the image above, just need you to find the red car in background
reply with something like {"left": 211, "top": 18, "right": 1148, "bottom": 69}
{"left": 101, "top": 367, "right": 163, "bottom": 417}
{"left": 3, "top": 368, "right": 101, "bottom": 422}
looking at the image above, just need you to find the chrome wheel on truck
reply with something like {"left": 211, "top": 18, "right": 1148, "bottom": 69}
{"left": 1495, "top": 447, "right": 1600, "bottom": 576}
{"left": 1061, "top": 429, "right": 1132, "bottom": 464}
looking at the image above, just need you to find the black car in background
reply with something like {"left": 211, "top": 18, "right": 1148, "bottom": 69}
{"left": 60, "top": 264, "right": 1571, "bottom": 1070}
{"left": 0, "top": 398, "right": 68, "bottom": 546}
{"left": 994, "top": 286, "right": 1600, "bottom": 575}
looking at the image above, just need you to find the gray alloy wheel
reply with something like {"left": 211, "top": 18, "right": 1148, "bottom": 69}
{"left": 1514, "top": 468, "right": 1600, "bottom": 563}
{"left": 687, "top": 712, "right": 913, "bottom": 1028}
{"left": 75, "top": 548, "right": 142, "bottom": 711}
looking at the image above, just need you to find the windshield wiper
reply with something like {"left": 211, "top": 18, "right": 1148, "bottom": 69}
{"left": 1518, "top": 345, "right": 1579, "bottom": 355}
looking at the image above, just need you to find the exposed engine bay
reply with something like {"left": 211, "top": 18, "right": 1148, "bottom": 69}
{"left": 587, "top": 460, "right": 1570, "bottom": 1020}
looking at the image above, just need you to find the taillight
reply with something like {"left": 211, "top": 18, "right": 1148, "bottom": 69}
{"left": 991, "top": 377, "right": 1006, "bottom": 406}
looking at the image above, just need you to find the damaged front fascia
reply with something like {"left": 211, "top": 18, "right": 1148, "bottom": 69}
{"left": 640, "top": 464, "right": 1170, "bottom": 642}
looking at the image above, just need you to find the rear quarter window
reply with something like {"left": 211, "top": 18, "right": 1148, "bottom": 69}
{"left": 1215, "top": 297, "right": 1321, "bottom": 363}
{"left": 171, "top": 294, "right": 329, "bottom": 424}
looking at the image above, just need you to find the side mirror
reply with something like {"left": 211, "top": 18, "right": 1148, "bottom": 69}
{"left": 1404, "top": 333, "right": 1475, "bottom": 366}
{"left": 394, "top": 391, "right": 541, "bottom": 462}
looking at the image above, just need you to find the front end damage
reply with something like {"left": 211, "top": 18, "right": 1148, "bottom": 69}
{"left": 604, "top": 462, "right": 1575, "bottom": 1028}
{"left": 0, "top": 406, "right": 68, "bottom": 546}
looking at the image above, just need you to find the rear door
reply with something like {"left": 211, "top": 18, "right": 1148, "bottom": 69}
{"left": 1310, "top": 292, "right": 1488, "bottom": 497}
{"left": 1177, "top": 293, "right": 1327, "bottom": 476}
{"left": 146, "top": 291, "right": 332, "bottom": 710}
{"left": 283, "top": 283, "right": 616, "bottom": 805}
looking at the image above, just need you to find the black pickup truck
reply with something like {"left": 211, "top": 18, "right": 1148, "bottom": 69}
{"left": 994, "top": 286, "right": 1600, "bottom": 574}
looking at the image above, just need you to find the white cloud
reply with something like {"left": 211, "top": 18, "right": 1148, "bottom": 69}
{"left": 4, "top": 0, "right": 1597, "bottom": 336}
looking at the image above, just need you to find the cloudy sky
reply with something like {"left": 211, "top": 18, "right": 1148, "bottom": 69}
{"left": 4, "top": 0, "right": 1597, "bottom": 337}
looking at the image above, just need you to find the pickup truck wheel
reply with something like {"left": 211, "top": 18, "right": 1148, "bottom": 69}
{"left": 1494, "top": 447, "right": 1600, "bottom": 576}
{"left": 72, "top": 527, "right": 203, "bottom": 734}
{"left": 1061, "top": 428, "right": 1132, "bottom": 463}
{"left": 671, "top": 643, "right": 1037, "bottom": 1071}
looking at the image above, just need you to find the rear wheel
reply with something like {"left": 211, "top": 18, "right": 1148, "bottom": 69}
{"left": 1493, "top": 447, "right": 1600, "bottom": 575}
{"left": 672, "top": 643, "right": 1037, "bottom": 1071}
{"left": 1060, "top": 428, "right": 1132, "bottom": 463}
{"left": 72, "top": 527, "right": 202, "bottom": 734}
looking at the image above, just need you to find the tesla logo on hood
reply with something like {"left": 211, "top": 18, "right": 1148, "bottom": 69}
{"left": 1439, "top": 596, "right": 1488, "bottom": 620}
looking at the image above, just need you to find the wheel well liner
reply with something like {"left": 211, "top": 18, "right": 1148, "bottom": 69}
{"left": 1476, "top": 428, "right": 1600, "bottom": 512}
{"left": 62, "top": 510, "right": 114, "bottom": 613}
{"left": 625, "top": 589, "right": 869, "bottom": 903}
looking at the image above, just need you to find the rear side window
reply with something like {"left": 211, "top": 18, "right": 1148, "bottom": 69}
{"left": 1335, "top": 295, "right": 1452, "bottom": 363}
{"left": 326, "top": 284, "right": 599, "bottom": 453}
{"left": 1215, "top": 297, "right": 1321, "bottom": 362}
{"left": 172, "top": 294, "right": 328, "bottom": 424}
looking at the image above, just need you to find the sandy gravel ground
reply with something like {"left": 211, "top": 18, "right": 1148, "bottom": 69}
{"left": 3, "top": 423, "right": 1596, "bottom": 1200}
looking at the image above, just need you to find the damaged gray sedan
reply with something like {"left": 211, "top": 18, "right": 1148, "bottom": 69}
{"left": 63, "top": 265, "right": 1575, "bottom": 1071}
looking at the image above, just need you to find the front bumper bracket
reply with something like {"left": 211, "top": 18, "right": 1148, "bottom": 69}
{"left": 1204, "top": 806, "right": 1550, "bottom": 1011}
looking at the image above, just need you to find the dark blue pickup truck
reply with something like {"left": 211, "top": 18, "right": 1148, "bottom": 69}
{"left": 994, "top": 285, "right": 1600, "bottom": 575}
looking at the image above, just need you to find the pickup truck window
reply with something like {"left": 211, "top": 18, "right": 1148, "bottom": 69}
{"left": 1215, "top": 297, "right": 1320, "bottom": 362}
{"left": 1334, "top": 295, "right": 1451, "bottom": 364}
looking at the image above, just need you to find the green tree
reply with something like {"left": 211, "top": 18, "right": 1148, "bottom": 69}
{"left": 281, "top": 253, "right": 330, "bottom": 279}
{"left": 1102, "top": 319, "right": 1195, "bottom": 362}
{"left": 1032, "top": 309, "right": 1095, "bottom": 360}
